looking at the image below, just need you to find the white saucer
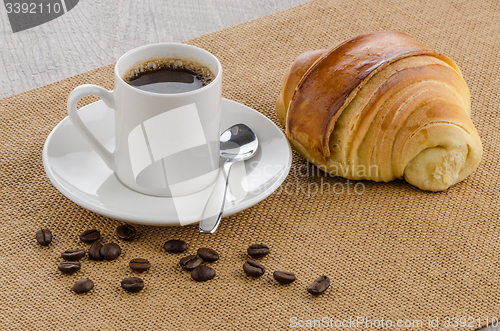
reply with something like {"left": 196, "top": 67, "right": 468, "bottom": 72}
{"left": 42, "top": 98, "right": 292, "bottom": 226}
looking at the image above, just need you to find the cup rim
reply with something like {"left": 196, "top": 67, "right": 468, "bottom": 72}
{"left": 114, "top": 43, "right": 222, "bottom": 97}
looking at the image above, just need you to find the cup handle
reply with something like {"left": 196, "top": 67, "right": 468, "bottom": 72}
{"left": 67, "top": 84, "right": 116, "bottom": 171}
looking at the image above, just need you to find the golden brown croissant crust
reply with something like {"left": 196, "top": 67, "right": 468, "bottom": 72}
{"left": 276, "top": 31, "right": 482, "bottom": 191}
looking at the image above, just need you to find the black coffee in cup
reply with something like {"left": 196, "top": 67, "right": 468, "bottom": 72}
{"left": 124, "top": 58, "right": 214, "bottom": 94}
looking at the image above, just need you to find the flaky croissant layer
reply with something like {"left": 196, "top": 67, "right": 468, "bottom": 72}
{"left": 276, "top": 31, "right": 482, "bottom": 191}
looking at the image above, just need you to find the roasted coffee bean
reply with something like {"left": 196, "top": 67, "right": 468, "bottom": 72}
{"left": 191, "top": 265, "right": 215, "bottom": 282}
{"left": 73, "top": 278, "right": 94, "bottom": 294}
{"left": 36, "top": 228, "right": 52, "bottom": 246}
{"left": 121, "top": 277, "right": 144, "bottom": 293}
{"left": 61, "top": 249, "right": 86, "bottom": 261}
{"left": 197, "top": 248, "right": 219, "bottom": 262}
{"left": 163, "top": 239, "right": 187, "bottom": 253}
{"left": 79, "top": 229, "right": 100, "bottom": 243}
{"left": 129, "top": 258, "right": 151, "bottom": 272}
{"left": 307, "top": 275, "right": 330, "bottom": 296}
{"left": 58, "top": 261, "right": 81, "bottom": 275}
{"left": 273, "top": 271, "right": 296, "bottom": 284}
{"left": 243, "top": 260, "right": 265, "bottom": 277}
{"left": 88, "top": 242, "right": 103, "bottom": 260}
{"left": 179, "top": 255, "right": 202, "bottom": 270}
{"left": 247, "top": 244, "right": 269, "bottom": 259}
{"left": 116, "top": 224, "right": 136, "bottom": 241}
{"left": 100, "top": 243, "right": 121, "bottom": 261}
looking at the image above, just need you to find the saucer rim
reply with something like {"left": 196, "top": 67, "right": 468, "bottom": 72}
{"left": 42, "top": 98, "right": 292, "bottom": 226}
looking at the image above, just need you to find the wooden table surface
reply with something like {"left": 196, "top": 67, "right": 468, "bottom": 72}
{"left": 0, "top": 1, "right": 496, "bottom": 330}
{"left": 0, "top": 0, "right": 309, "bottom": 98}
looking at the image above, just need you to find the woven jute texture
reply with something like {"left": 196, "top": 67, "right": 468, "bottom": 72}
{"left": 1, "top": 0, "right": 500, "bottom": 330}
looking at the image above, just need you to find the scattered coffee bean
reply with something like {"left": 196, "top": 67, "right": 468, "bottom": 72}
{"left": 73, "top": 278, "right": 94, "bottom": 294}
{"left": 79, "top": 229, "right": 100, "bottom": 243}
{"left": 273, "top": 271, "right": 296, "bottom": 284}
{"left": 191, "top": 265, "right": 215, "bottom": 282}
{"left": 180, "top": 255, "right": 202, "bottom": 270}
{"left": 61, "top": 249, "right": 86, "bottom": 261}
{"left": 307, "top": 275, "right": 330, "bottom": 296}
{"left": 88, "top": 242, "right": 103, "bottom": 260}
{"left": 36, "top": 228, "right": 52, "bottom": 246}
{"left": 121, "top": 277, "right": 144, "bottom": 293}
{"left": 163, "top": 240, "right": 187, "bottom": 253}
{"left": 100, "top": 243, "right": 121, "bottom": 261}
{"left": 116, "top": 224, "right": 136, "bottom": 241}
{"left": 243, "top": 260, "right": 265, "bottom": 277}
{"left": 247, "top": 244, "right": 269, "bottom": 259}
{"left": 129, "top": 258, "right": 151, "bottom": 272}
{"left": 197, "top": 248, "right": 219, "bottom": 262}
{"left": 58, "top": 261, "right": 81, "bottom": 275}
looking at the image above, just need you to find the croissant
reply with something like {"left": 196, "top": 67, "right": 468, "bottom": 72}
{"left": 276, "top": 31, "right": 482, "bottom": 191}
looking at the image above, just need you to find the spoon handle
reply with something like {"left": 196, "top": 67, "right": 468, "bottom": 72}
{"left": 199, "top": 160, "right": 235, "bottom": 233}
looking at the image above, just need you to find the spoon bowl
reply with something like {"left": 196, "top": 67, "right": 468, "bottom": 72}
{"left": 220, "top": 124, "right": 259, "bottom": 161}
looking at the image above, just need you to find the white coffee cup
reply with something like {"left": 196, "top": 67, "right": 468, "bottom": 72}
{"left": 67, "top": 43, "right": 222, "bottom": 197}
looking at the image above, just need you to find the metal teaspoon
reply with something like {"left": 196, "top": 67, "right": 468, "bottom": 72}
{"left": 199, "top": 123, "right": 259, "bottom": 233}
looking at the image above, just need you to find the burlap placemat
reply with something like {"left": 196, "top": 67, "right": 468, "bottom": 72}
{"left": 1, "top": 0, "right": 499, "bottom": 330}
